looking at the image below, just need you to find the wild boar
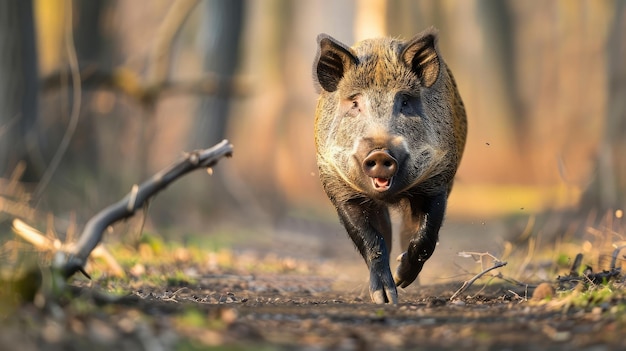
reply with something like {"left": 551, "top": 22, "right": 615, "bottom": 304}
{"left": 313, "top": 28, "right": 467, "bottom": 304}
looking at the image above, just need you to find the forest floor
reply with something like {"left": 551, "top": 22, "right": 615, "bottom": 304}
{"left": 2, "top": 215, "right": 626, "bottom": 351}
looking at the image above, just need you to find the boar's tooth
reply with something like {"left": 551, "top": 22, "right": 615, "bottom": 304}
{"left": 372, "top": 177, "right": 393, "bottom": 190}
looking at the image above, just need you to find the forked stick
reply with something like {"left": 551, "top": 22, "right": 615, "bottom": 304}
{"left": 52, "top": 140, "right": 233, "bottom": 279}
{"left": 12, "top": 219, "right": 124, "bottom": 277}
{"left": 450, "top": 260, "right": 508, "bottom": 301}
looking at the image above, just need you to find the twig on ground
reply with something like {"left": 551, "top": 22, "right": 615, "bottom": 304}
{"left": 507, "top": 289, "right": 527, "bottom": 302}
{"left": 0, "top": 161, "right": 36, "bottom": 222}
{"left": 12, "top": 219, "right": 125, "bottom": 277}
{"left": 159, "top": 287, "right": 188, "bottom": 303}
{"left": 52, "top": 140, "right": 233, "bottom": 279}
{"left": 450, "top": 260, "right": 507, "bottom": 301}
{"left": 467, "top": 275, "right": 497, "bottom": 298}
{"left": 12, "top": 219, "right": 60, "bottom": 251}
{"left": 569, "top": 253, "right": 584, "bottom": 276}
{"left": 610, "top": 245, "right": 626, "bottom": 270}
{"left": 558, "top": 251, "right": 622, "bottom": 287}
{"left": 457, "top": 251, "right": 501, "bottom": 271}
{"left": 492, "top": 272, "right": 537, "bottom": 289}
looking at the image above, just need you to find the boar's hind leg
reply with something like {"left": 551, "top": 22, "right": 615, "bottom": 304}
{"left": 394, "top": 193, "right": 447, "bottom": 288}
{"left": 336, "top": 201, "right": 397, "bottom": 304}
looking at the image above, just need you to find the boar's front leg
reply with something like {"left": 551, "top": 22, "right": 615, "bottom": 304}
{"left": 335, "top": 200, "right": 397, "bottom": 304}
{"left": 394, "top": 193, "right": 447, "bottom": 288}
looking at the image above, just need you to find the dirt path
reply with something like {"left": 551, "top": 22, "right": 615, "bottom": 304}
{"left": 2, "top": 218, "right": 625, "bottom": 350}
{"left": 2, "top": 267, "right": 625, "bottom": 351}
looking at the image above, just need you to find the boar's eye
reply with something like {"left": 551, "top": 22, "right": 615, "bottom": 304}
{"left": 398, "top": 93, "right": 422, "bottom": 117}
{"left": 344, "top": 94, "right": 361, "bottom": 117}
{"left": 349, "top": 94, "right": 360, "bottom": 107}
{"left": 399, "top": 94, "right": 411, "bottom": 106}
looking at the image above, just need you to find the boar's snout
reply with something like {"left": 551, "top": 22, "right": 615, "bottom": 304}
{"left": 362, "top": 150, "right": 398, "bottom": 191}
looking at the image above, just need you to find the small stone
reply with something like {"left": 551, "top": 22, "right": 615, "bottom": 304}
{"left": 532, "top": 282, "right": 555, "bottom": 301}
{"left": 220, "top": 308, "right": 238, "bottom": 324}
{"left": 89, "top": 319, "right": 118, "bottom": 344}
{"left": 42, "top": 321, "right": 64, "bottom": 343}
{"left": 129, "top": 263, "right": 145, "bottom": 277}
{"left": 426, "top": 297, "right": 447, "bottom": 307}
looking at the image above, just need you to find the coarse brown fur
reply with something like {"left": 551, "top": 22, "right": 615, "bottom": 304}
{"left": 313, "top": 28, "right": 467, "bottom": 304}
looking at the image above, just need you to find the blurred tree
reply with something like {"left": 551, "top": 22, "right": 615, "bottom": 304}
{"left": 477, "top": 0, "right": 523, "bottom": 148}
{"left": 191, "top": 0, "right": 245, "bottom": 214}
{"left": 0, "top": 1, "right": 40, "bottom": 181}
{"left": 193, "top": 0, "right": 245, "bottom": 148}
{"left": 355, "top": 0, "right": 387, "bottom": 40}
{"left": 581, "top": 1, "right": 626, "bottom": 213}
{"left": 33, "top": 0, "right": 120, "bottom": 216}
{"left": 385, "top": 1, "right": 448, "bottom": 53}
{"left": 64, "top": 0, "right": 117, "bottom": 171}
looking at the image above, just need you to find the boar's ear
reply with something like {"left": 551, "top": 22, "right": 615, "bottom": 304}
{"left": 402, "top": 29, "right": 440, "bottom": 88}
{"left": 314, "top": 34, "right": 359, "bottom": 92}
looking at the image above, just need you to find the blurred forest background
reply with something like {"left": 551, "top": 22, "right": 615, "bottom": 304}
{"left": 1, "top": 0, "right": 625, "bottom": 250}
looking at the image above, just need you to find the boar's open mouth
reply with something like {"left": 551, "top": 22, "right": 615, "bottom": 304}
{"left": 361, "top": 150, "right": 398, "bottom": 192}
{"left": 371, "top": 176, "right": 393, "bottom": 191}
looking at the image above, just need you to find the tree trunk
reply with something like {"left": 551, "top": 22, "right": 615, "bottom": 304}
{"left": 0, "top": 1, "right": 40, "bottom": 181}
{"left": 189, "top": 0, "right": 245, "bottom": 216}
{"left": 581, "top": 1, "right": 626, "bottom": 213}
{"left": 477, "top": 0, "right": 523, "bottom": 146}
{"left": 64, "top": 0, "right": 116, "bottom": 176}
{"left": 192, "top": 0, "right": 245, "bottom": 149}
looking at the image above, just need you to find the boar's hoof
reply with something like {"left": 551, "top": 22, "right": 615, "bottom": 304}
{"left": 362, "top": 150, "right": 398, "bottom": 192}
{"left": 369, "top": 260, "right": 398, "bottom": 304}
{"left": 394, "top": 251, "right": 424, "bottom": 288}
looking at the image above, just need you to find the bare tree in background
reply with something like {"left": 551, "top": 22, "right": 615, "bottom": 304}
{"left": 64, "top": 0, "right": 117, "bottom": 174}
{"left": 477, "top": 0, "right": 524, "bottom": 148}
{"left": 193, "top": 0, "right": 245, "bottom": 148}
{"left": 0, "top": 1, "right": 40, "bottom": 181}
{"left": 32, "top": 0, "right": 122, "bottom": 217}
{"left": 192, "top": 0, "right": 245, "bottom": 213}
{"left": 354, "top": 0, "right": 387, "bottom": 40}
{"left": 582, "top": 1, "right": 626, "bottom": 213}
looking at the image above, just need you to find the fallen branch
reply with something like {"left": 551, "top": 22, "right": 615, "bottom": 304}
{"left": 12, "top": 219, "right": 61, "bottom": 250}
{"left": 450, "top": 260, "right": 508, "bottom": 301}
{"left": 557, "top": 251, "right": 623, "bottom": 287}
{"left": 569, "top": 253, "right": 584, "bottom": 276}
{"left": 52, "top": 140, "right": 233, "bottom": 279}
{"left": 457, "top": 251, "right": 502, "bottom": 271}
{"left": 492, "top": 272, "right": 537, "bottom": 289}
{"left": 610, "top": 245, "right": 626, "bottom": 270}
{"left": 12, "top": 219, "right": 124, "bottom": 277}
